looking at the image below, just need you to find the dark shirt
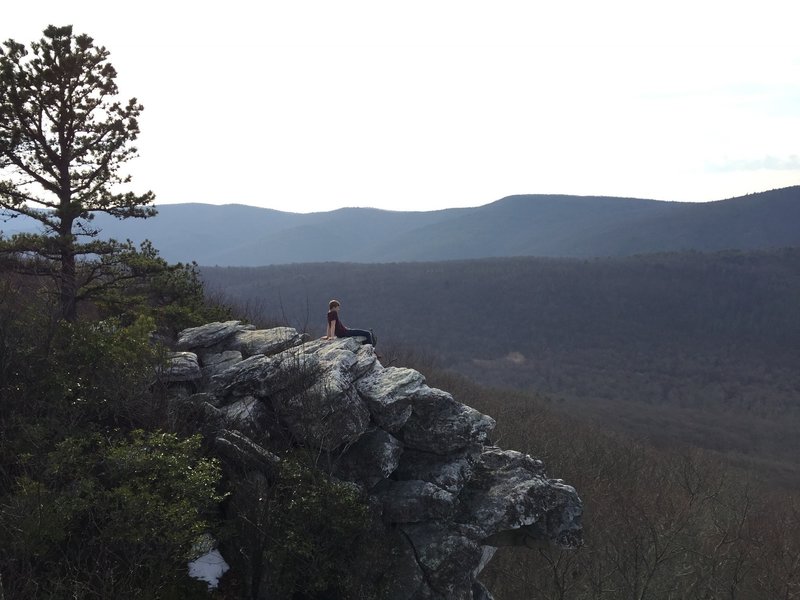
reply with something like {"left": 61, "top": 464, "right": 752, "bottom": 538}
{"left": 327, "top": 310, "right": 348, "bottom": 336}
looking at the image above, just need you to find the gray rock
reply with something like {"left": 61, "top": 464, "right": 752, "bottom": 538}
{"left": 356, "top": 366, "right": 426, "bottom": 431}
{"left": 211, "top": 350, "right": 320, "bottom": 402}
{"left": 352, "top": 343, "right": 380, "bottom": 378}
{"left": 472, "top": 580, "right": 495, "bottom": 600}
{"left": 395, "top": 449, "right": 474, "bottom": 495}
{"left": 457, "top": 448, "right": 583, "bottom": 549}
{"left": 313, "top": 336, "right": 362, "bottom": 358}
{"left": 215, "top": 429, "right": 280, "bottom": 474}
{"left": 402, "top": 522, "right": 485, "bottom": 600}
{"left": 401, "top": 386, "right": 496, "bottom": 455}
{"left": 176, "top": 320, "right": 251, "bottom": 351}
{"left": 227, "top": 327, "right": 305, "bottom": 358}
{"left": 313, "top": 346, "right": 358, "bottom": 392}
{"left": 163, "top": 323, "right": 583, "bottom": 599}
{"left": 201, "top": 350, "right": 243, "bottom": 379}
{"left": 222, "top": 396, "right": 265, "bottom": 437}
{"left": 161, "top": 351, "right": 202, "bottom": 383}
{"left": 473, "top": 545, "right": 497, "bottom": 579}
{"left": 314, "top": 338, "right": 380, "bottom": 382}
{"left": 274, "top": 384, "right": 370, "bottom": 450}
{"left": 264, "top": 346, "right": 372, "bottom": 449}
{"left": 377, "top": 530, "right": 426, "bottom": 600}
{"left": 377, "top": 480, "right": 456, "bottom": 523}
{"left": 334, "top": 428, "right": 403, "bottom": 489}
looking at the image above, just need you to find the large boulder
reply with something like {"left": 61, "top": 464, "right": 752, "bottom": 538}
{"left": 395, "top": 449, "right": 475, "bottom": 495}
{"left": 401, "top": 387, "right": 496, "bottom": 454}
{"left": 161, "top": 351, "right": 202, "bottom": 383}
{"left": 269, "top": 342, "right": 372, "bottom": 450}
{"left": 334, "top": 428, "right": 404, "bottom": 489}
{"left": 176, "top": 320, "right": 252, "bottom": 351}
{"left": 376, "top": 480, "right": 456, "bottom": 523}
{"left": 210, "top": 350, "right": 319, "bottom": 402}
{"left": 274, "top": 383, "right": 370, "bottom": 450}
{"left": 227, "top": 327, "right": 306, "bottom": 358}
{"left": 401, "top": 522, "right": 486, "bottom": 600}
{"left": 457, "top": 448, "right": 583, "bottom": 549}
{"left": 201, "top": 350, "right": 243, "bottom": 379}
{"left": 170, "top": 324, "right": 582, "bottom": 599}
{"left": 356, "top": 366, "right": 426, "bottom": 431}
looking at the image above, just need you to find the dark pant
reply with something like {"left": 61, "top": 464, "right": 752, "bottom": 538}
{"left": 340, "top": 328, "right": 376, "bottom": 346}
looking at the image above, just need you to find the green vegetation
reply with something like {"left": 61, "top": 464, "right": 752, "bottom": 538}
{"left": 0, "top": 25, "right": 156, "bottom": 321}
{"left": 0, "top": 259, "right": 231, "bottom": 598}
{"left": 4, "top": 431, "right": 222, "bottom": 599}
{"left": 0, "top": 249, "right": 383, "bottom": 599}
{"left": 0, "top": 24, "right": 381, "bottom": 599}
{"left": 225, "top": 456, "right": 383, "bottom": 599}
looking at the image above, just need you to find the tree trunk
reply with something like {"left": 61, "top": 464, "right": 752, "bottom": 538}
{"left": 60, "top": 245, "right": 77, "bottom": 322}
{"left": 58, "top": 205, "right": 77, "bottom": 322}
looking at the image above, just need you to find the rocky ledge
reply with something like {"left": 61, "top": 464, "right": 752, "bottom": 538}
{"left": 162, "top": 321, "right": 582, "bottom": 599}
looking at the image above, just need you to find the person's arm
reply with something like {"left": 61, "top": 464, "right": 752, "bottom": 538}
{"left": 324, "top": 313, "right": 336, "bottom": 339}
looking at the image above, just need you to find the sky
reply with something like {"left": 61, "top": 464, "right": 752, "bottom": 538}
{"left": 5, "top": 0, "right": 800, "bottom": 213}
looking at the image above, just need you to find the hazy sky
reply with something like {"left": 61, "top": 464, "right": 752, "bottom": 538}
{"left": 6, "top": 1, "right": 800, "bottom": 212}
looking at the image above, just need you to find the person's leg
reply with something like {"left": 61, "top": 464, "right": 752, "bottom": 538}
{"left": 341, "top": 328, "right": 375, "bottom": 346}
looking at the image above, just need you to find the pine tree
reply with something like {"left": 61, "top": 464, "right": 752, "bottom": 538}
{"left": 0, "top": 25, "right": 155, "bottom": 321}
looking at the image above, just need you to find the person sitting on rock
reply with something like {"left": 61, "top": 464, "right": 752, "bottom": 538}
{"left": 324, "top": 299, "right": 377, "bottom": 347}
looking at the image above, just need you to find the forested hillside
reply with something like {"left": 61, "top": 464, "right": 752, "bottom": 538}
{"left": 4, "top": 187, "right": 799, "bottom": 265}
{"left": 202, "top": 248, "right": 800, "bottom": 488}
{"left": 4, "top": 267, "right": 799, "bottom": 599}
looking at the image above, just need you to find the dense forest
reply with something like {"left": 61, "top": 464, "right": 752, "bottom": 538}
{"left": 201, "top": 248, "right": 800, "bottom": 489}
{"left": 2, "top": 253, "right": 800, "bottom": 598}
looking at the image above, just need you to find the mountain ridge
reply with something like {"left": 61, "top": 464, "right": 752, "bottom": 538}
{"left": 2, "top": 186, "right": 798, "bottom": 265}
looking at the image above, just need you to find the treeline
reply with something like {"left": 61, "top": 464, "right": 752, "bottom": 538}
{"left": 201, "top": 249, "right": 800, "bottom": 357}
{"left": 201, "top": 248, "right": 800, "bottom": 488}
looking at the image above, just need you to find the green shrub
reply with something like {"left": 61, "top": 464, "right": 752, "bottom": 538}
{"left": 1, "top": 430, "right": 223, "bottom": 599}
{"left": 225, "top": 456, "right": 379, "bottom": 600}
{"left": 82, "top": 241, "right": 233, "bottom": 336}
{"left": 270, "top": 459, "right": 373, "bottom": 598}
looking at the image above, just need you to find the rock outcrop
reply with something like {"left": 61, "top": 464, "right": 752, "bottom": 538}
{"left": 163, "top": 321, "right": 583, "bottom": 599}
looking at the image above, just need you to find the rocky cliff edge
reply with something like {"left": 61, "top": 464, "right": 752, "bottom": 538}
{"left": 162, "top": 321, "right": 582, "bottom": 599}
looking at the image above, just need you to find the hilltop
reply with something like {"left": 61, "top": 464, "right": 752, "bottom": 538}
{"left": 3, "top": 187, "right": 798, "bottom": 265}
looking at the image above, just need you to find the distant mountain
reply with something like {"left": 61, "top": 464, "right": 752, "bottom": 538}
{"left": 2, "top": 187, "right": 798, "bottom": 265}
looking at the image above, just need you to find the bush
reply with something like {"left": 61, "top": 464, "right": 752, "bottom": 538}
{"left": 224, "top": 456, "right": 380, "bottom": 600}
{"left": 1, "top": 430, "right": 223, "bottom": 599}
